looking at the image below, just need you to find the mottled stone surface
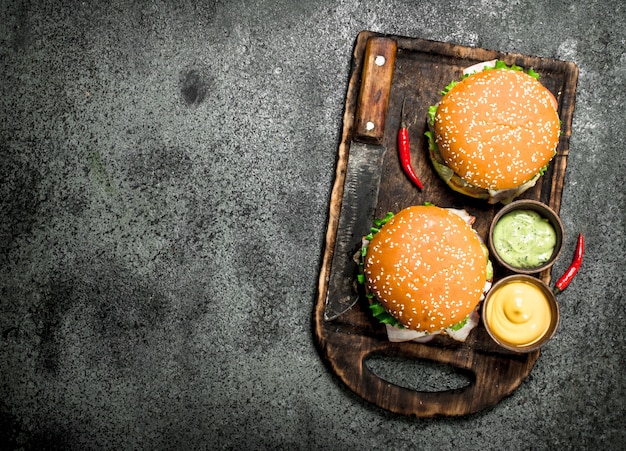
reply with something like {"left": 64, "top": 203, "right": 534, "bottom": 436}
{"left": 1, "top": 0, "right": 624, "bottom": 449}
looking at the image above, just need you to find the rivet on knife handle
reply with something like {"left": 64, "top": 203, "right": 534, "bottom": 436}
{"left": 353, "top": 37, "right": 398, "bottom": 145}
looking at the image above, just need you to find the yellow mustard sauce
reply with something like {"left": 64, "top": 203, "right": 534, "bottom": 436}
{"left": 485, "top": 281, "right": 552, "bottom": 346}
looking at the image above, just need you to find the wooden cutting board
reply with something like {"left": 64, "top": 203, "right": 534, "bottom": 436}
{"left": 314, "top": 31, "right": 578, "bottom": 417}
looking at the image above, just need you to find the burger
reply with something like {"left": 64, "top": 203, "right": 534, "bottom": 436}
{"left": 360, "top": 205, "right": 492, "bottom": 343}
{"left": 425, "top": 60, "right": 561, "bottom": 204}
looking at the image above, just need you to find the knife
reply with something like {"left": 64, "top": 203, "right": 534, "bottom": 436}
{"left": 324, "top": 36, "right": 397, "bottom": 321}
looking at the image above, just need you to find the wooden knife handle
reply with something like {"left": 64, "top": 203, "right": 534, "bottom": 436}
{"left": 353, "top": 37, "right": 398, "bottom": 145}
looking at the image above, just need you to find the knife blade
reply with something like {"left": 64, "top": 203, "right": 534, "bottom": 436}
{"left": 324, "top": 36, "right": 397, "bottom": 321}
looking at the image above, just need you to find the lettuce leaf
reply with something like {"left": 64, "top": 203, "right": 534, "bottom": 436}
{"left": 427, "top": 105, "right": 438, "bottom": 127}
{"left": 369, "top": 301, "right": 404, "bottom": 328}
{"left": 448, "top": 316, "right": 468, "bottom": 331}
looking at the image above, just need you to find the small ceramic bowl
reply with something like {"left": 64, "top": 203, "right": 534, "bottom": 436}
{"left": 488, "top": 199, "right": 565, "bottom": 275}
{"left": 482, "top": 274, "right": 560, "bottom": 353}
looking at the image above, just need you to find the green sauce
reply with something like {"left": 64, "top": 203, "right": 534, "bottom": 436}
{"left": 492, "top": 210, "right": 556, "bottom": 268}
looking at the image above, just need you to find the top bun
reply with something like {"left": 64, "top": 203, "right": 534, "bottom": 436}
{"left": 434, "top": 69, "right": 560, "bottom": 190}
{"left": 364, "top": 205, "right": 487, "bottom": 333}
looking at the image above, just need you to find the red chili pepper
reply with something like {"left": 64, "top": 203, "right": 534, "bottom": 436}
{"left": 554, "top": 233, "right": 584, "bottom": 294}
{"left": 398, "top": 98, "right": 423, "bottom": 190}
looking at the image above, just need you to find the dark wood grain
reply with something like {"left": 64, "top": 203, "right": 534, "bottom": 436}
{"left": 315, "top": 31, "right": 579, "bottom": 417}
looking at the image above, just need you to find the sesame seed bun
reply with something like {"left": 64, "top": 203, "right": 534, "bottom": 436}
{"left": 364, "top": 205, "right": 487, "bottom": 333}
{"left": 434, "top": 68, "right": 560, "bottom": 192}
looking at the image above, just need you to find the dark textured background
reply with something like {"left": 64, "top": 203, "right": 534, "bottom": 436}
{"left": 1, "top": 0, "right": 625, "bottom": 449}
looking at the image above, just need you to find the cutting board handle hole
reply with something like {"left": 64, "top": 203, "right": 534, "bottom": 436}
{"left": 364, "top": 353, "right": 474, "bottom": 393}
